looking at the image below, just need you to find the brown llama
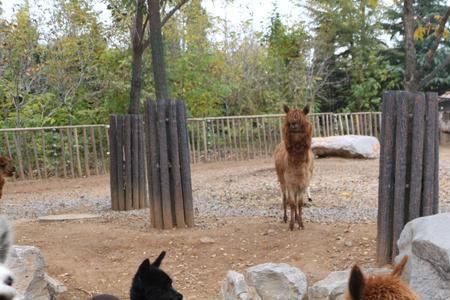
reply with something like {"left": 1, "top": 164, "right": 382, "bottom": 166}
{"left": 0, "top": 156, "right": 15, "bottom": 199}
{"left": 347, "top": 256, "right": 418, "bottom": 300}
{"left": 274, "top": 104, "right": 313, "bottom": 230}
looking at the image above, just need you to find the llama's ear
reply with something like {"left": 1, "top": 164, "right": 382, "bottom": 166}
{"left": 0, "top": 217, "right": 11, "bottom": 263}
{"left": 348, "top": 265, "right": 364, "bottom": 300}
{"left": 283, "top": 104, "right": 290, "bottom": 113}
{"left": 392, "top": 255, "right": 408, "bottom": 277}
{"left": 152, "top": 251, "right": 166, "bottom": 268}
{"left": 303, "top": 104, "right": 310, "bottom": 115}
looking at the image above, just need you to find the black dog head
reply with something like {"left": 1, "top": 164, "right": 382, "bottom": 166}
{"left": 130, "top": 251, "right": 183, "bottom": 300}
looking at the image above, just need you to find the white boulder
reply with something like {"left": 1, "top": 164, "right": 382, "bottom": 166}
{"left": 308, "top": 268, "right": 390, "bottom": 300}
{"left": 221, "top": 263, "right": 307, "bottom": 300}
{"left": 312, "top": 135, "right": 380, "bottom": 159}
{"left": 396, "top": 213, "right": 450, "bottom": 300}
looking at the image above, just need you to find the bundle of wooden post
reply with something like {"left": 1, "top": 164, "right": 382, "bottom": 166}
{"left": 377, "top": 91, "right": 439, "bottom": 265}
{"left": 109, "top": 115, "right": 147, "bottom": 211}
{"left": 144, "top": 99, "right": 194, "bottom": 229}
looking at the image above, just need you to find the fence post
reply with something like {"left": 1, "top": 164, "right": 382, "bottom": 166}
{"left": 377, "top": 91, "right": 439, "bottom": 265}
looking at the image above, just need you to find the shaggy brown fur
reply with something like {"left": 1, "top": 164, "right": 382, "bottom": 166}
{"left": 274, "top": 104, "right": 313, "bottom": 230}
{"left": 347, "top": 256, "right": 418, "bottom": 300}
{"left": 0, "top": 156, "right": 15, "bottom": 199}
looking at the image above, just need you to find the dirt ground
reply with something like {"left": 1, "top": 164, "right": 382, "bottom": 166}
{"left": 5, "top": 146, "right": 450, "bottom": 299}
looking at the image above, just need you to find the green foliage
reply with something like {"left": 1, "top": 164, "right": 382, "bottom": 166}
{"left": 1, "top": 0, "right": 448, "bottom": 128}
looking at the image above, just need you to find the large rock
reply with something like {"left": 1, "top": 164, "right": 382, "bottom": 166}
{"left": 308, "top": 268, "right": 390, "bottom": 300}
{"left": 311, "top": 135, "right": 380, "bottom": 159}
{"left": 222, "top": 263, "right": 307, "bottom": 300}
{"left": 6, "top": 245, "right": 65, "bottom": 300}
{"left": 221, "top": 271, "right": 261, "bottom": 300}
{"left": 395, "top": 213, "right": 450, "bottom": 300}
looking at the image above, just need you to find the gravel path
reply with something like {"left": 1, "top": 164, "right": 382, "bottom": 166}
{"left": 2, "top": 147, "right": 450, "bottom": 223}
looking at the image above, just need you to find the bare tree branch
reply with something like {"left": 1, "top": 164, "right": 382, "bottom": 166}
{"left": 417, "top": 6, "right": 450, "bottom": 78}
{"left": 419, "top": 53, "right": 450, "bottom": 88}
{"left": 141, "top": 14, "right": 149, "bottom": 42}
{"left": 161, "top": 0, "right": 189, "bottom": 27}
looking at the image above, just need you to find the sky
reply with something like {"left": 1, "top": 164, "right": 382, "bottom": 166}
{"left": 1, "top": 0, "right": 306, "bottom": 34}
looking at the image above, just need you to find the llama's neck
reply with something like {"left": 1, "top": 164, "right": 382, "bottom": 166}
{"left": 286, "top": 142, "right": 310, "bottom": 164}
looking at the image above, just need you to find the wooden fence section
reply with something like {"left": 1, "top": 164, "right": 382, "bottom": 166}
{"left": 144, "top": 99, "right": 194, "bottom": 229}
{"left": 187, "top": 112, "right": 382, "bottom": 162}
{"left": 0, "top": 125, "right": 109, "bottom": 180}
{"left": 109, "top": 115, "right": 147, "bottom": 211}
{"left": 377, "top": 91, "right": 439, "bottom": 266}
{"left": 0, "top": 111, "right": 381, "bottom": 180}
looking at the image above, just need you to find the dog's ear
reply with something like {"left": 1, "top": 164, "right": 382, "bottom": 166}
{"left": 152, "top": 251, "right": 166, "bottom": 268}
{"left": 348, "top": 265, "right": 364, "bottom": 300}
{"left": 0, "top": 157, "right": 6, "bottom": 167}
{"left": 283, "top": 104, "right": 290, "bottom": 114}
{"left": 136, "top": 258, "right": 151, "bottom": 277}
{"left": 303, "top": 104, "right": 310, "bottom": 115}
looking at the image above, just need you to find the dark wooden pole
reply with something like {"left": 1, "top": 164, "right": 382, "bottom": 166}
{"left": 109, "top": 116, "right": 119, "bottom": 211}
{"left": 157, "top": 99, "right": 173, "bottom": 229}
{"left": 168, "top": 100, "right": 185, "bottom": 227}
{"left": 177, "top": 100, "right": 194, "bottom": 227}
{"left": 145, "top": 100, "right": 163, "bottom": 228}
{"left": 377, "top": 91, "right": 397, "bottom": 265}
{"left": 422, "top": 93, "right": 438, "bottom": 216}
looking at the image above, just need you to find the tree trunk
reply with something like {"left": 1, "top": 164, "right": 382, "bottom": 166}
{"left": 129, "top": 48, "right": 144, "bottom": 114}
{"left": 128, "top": 0, "right": 147, "bottom": 114}
{"left": 403, "top": 0, "right": 418, "bottom": 92}
{"left": 148, "top": 0, "right": 169, "bottom": 100}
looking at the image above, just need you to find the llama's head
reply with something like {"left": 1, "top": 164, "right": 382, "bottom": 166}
{"left": 0, "top": 217, "right": 15, "bottom": 300}
{"left": 347, "top": 256, "right": 417, "bottom": 300}
{"left": 283, "top": 104, "right": 313, "bottom": 153}
{"left": 0, "top": 157, "right": 15, "bottom": 178}
{"left": 130, "top": 251, "right": 183, "bottom": 300}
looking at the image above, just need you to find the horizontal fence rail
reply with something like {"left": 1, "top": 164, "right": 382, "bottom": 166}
{"left": 0, "top": 112, "right": 381, "bottom": 180}
{"left": 187, "top": 112, "right": 382, "bottom": 163}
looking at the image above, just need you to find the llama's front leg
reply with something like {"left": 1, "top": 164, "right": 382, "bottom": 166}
{"left": 289, "top": 202, "right": 295, "bottom": 231}
{"left": 0, "top": 177, "right": 4, "bottom": 199}
{"left": 283, "top": 192, "right": 288, "bottom": 223}
{"left": 298, "top": 192, "right": 304, "bottom": 230}
{"left": 307, "top": 186, "right": 312, "bottom": 202}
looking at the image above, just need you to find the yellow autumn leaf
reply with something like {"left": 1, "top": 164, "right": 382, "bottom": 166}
{"left": 444, "top": 29, "right": 450, "bottom": 40}
{"left": 434, "top": 15, "right": 442, "bottom": 22}
{"left": 368, "top": 0, "right": 378, "bottom": 8}
{"left": 341, "top": 191, "right": 352, "bottom": 198}
{"left": 414, "top": 26, "right": 426, "bottom": 40}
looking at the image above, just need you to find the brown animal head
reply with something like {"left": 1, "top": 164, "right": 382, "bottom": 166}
{"left": 283, "top": 104, "right": 313, "bottom": 154}
{"left": 347, "top": 256, "right": 417, "bottom": 300}
{"left": 0, "top": 157, "right": 15, "bottom": 177}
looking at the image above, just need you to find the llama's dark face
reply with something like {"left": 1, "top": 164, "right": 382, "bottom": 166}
{"left": 0, "top": 157, "right": 15, "bottom": 177}
{"left": 283, "top": 104, "right": 313, "bottom": 148}
{"left": 130, "top": 252, "right": 183, "bottom": 300}
{"left": 284, "top": 104, "right": 310, "bottom": 133}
